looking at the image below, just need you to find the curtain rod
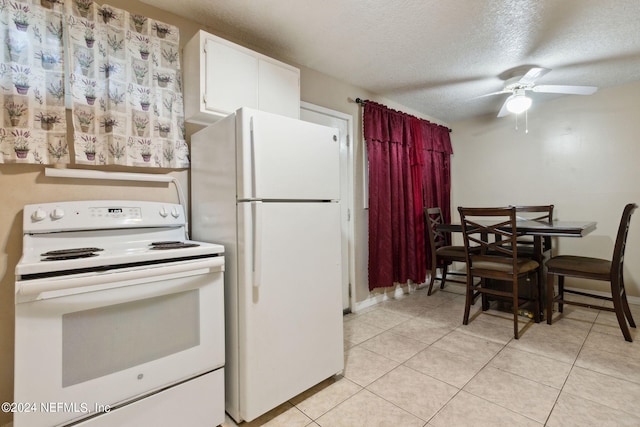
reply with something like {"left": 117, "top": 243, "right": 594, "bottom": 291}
{"left": 354, "top": 97, "right": 452, "bottom": 133}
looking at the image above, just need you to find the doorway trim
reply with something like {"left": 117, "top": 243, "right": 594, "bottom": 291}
{"left": 300, "top": 101, "right": 355, "bottom": 313}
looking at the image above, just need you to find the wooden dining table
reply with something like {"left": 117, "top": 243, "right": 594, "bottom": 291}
{"left": 436, "top": 219, "right": 597, "bottom": 238}
{"left": 436, "top": 218, "right": 597, "bottom": 318}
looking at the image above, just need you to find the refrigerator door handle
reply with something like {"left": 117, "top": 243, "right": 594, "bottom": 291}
{"left": 252, "top": 201, "right": 263, "bottom": 288}
{"left": 250, "top": 117, "right": 259, "bottom": 199}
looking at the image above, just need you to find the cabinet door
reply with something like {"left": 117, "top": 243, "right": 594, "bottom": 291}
{"left": 205, "top": 38, "right": 258, "bottom": 115}
{"left": 258, "top": 59, "right": 300, "bottom": 119}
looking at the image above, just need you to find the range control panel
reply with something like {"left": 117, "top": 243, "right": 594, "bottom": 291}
{"left": 89, "top": 206, "right": 143, "bottom": 219}
{"left": 23, "top": 200, "right": 185, "bottom": 233}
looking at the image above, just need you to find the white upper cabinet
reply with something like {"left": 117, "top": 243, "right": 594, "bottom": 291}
{"left": 204, "top": 38, "right": 259, "bottom": 114}
{"left": 183, "top": 31, "right": 300, "bottom": 124}
{"left": 257, "top": 60, "right": 301, "bottom": 119}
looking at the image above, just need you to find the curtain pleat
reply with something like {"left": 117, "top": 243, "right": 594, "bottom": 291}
{"left": 367, "top": 138, "right": 393, "bottom": 288}
{"left": 0, "top": 0, "right": 69, "bottom": 164}
{"left": 410, "top": 117, "right": 427, "bottom": 280}
{"left": 364, "top": 100, "right": 452, "bottom": 290}
{"left": 422, "top": 124, "right": 452, "bottom": 269}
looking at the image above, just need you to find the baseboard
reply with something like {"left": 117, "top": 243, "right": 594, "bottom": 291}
{"left": 353, "top": 281, "right": 428, "bottom": 313}
{"left": 353, "top": 282, "right": 640, "bottom": 314}
{"left": 565, "top": 286, "right": 640, "bottom": 306}
{"left": 626, "top": 294, "right": 640, "bottom": 306}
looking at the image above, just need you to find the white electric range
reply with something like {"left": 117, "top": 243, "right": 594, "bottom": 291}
{"left": 14, "top": 200, "right": 225, "bottom": 427}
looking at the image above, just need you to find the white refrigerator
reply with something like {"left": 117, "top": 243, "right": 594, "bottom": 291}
{"left": 190, "top": 107, "right": 344, "bottom": 423}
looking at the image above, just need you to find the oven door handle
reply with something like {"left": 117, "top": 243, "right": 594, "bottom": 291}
{"left": 16, "top": 257, "right": 224, "bottom": 297}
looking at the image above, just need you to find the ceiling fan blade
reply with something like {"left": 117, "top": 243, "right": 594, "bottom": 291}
{"left": 473, "top": 89, "right": 511, "bottom": 99}
{"left": 532, "top": 85, "right": 598, "bottom": 95}
{"left": 497, "top": 98, "right": 511, "bottom": 117}
{"left": 518, "top": 67, "right": 551, "bottom": 85}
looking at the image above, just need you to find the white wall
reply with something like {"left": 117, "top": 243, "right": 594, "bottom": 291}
{"left": 449, "top": 80, "right": 640, "bottom": 296}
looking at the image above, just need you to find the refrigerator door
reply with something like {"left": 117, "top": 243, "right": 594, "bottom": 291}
{"left": 237, "top": 201, "right": 343, "bottom": 422}
{"left": 236, "top": 108, "right": 340, "bottom": 201}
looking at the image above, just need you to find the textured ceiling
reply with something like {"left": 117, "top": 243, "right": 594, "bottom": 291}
{"left": 142, "top": 0, "right": 640, "bottom": 123}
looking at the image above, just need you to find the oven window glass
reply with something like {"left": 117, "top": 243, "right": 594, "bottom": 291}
{"left": 62, "top": 290, "right": 200, "bottom": 387}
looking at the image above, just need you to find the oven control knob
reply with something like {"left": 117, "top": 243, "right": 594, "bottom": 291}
{"left": 31, "top": 208, "right": 47, "bottom": 222}
{"left": 159, "top": 207, "right": 168, "bottom": 217}
{"left": 171, "top": 208, "right": 180, "bottom": 218}
{"left": 51, "top": 207, "right": 65, "bottom": 220}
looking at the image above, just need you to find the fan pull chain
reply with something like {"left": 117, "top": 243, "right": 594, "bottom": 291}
{"left": 513, "top": 111, "right": 529, "bottom": 133}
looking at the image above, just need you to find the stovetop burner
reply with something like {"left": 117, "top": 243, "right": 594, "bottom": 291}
{"left": 41, "top": 247, "right": 104, "bottom": 261}
{"left": 150, "top": 241, "right": 201, "bottom": 250}
{"left": 42, "top": 253, "right": 99, "bottom": 261}
{"left": 42, "top": 247, "right": 104, "bottom": 256}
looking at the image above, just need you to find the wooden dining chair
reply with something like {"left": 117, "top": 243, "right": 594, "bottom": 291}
{"left": 459, "top": 206, "right": 542, "bottom": 339}
{"left": 546, "top": 203, "right": 637, "bottom": 341}
{"left": 425, "top": 207, "right": 466, "bottom": 295}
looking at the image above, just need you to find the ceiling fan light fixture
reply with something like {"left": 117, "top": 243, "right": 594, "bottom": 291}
{"left": 505, "top": 93, "right": 532, "bottom": 114}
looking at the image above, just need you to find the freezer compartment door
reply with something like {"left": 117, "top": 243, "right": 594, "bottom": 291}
{"left": 237, "top": 108, "right": 340, "bottom": 201}
{"left": 237, "top": 201, "right": 343, "bottom": 422}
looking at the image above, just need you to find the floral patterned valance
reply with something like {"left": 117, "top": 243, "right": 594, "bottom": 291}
{"left": 0, "top": 0, "right": 188, "bottom": 168}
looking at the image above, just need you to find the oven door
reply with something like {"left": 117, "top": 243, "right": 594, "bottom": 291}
{"left": 14, "top": 256, "right": 224, "bottom": 427}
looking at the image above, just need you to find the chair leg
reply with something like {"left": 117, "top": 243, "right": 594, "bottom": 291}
{"left": 463, "top": 275, "right": 473, "bottom": 325}
{"left": 611, "top": 278, "right": 633, "bottom": 342}
{"left": 612, "top": 297, "right": 633, "bottom": 342}
{"left": 558, "top": 276, "right": 565, "bottom": 313}
{"left": 623, "top": 295, "right": 637, "bottom": 328}
{"left": 620, "top": 276, "right": 636, "bottom": 328}
{"left": 427, "top": 266, "right": 437, "bottom": 296}
{"left": 546, "top": 272, "right": 554, "bottom": 325}
{"left": 476, "top": 279, "right": 488, "bottom": 310}
{"left": 481, "top": 295, "right": 489, "bottom": 311}
{"left": 440, "top": 265, "right": 449, "bottom": 289}
{"left": 513, "top": 278, "right": 519, "bottom": 339}
{"left": 533, "top": 272, "right": 541, "bottom": 323}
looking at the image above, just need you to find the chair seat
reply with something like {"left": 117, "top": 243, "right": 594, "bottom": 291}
{"left": 436, "top": 245, "right": 466, "bottom": 260}
{"left": 546, "top": 255, "right": 611, "bottom": 279}
{"left": 472, "top": 257, "right": 539, "bottom": 274}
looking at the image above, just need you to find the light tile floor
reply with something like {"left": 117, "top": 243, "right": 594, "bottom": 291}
{"left": 223, "top": 285, "right": 640, "bottom": 426}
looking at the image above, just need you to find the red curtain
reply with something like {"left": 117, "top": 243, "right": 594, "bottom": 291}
{"left": 364, "top": 101, "right": 453, "bottom": 290}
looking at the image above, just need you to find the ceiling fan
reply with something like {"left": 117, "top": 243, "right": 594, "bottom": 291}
{"left": 480, "top": 67, "right": 598, "bottom": 117}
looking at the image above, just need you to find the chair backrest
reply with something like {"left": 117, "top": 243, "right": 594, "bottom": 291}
{"left": 458, "top": 207, "right": 521, "bottom": 277}
{"left": 425, "top": 207, "right": 450, "bottom": 251}
{"left": 511, "top": 205, "right": 554, "bottom": 222}
{"left": 611, "top": 203, "right": 638, "bottom": 280}
{"left": 511, "top": 205, "right": 554, "bottom": 251}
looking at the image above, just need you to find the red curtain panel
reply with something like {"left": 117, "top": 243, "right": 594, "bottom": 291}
{"left": 364, "top": 101, "right": 452, "bottom": 290}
